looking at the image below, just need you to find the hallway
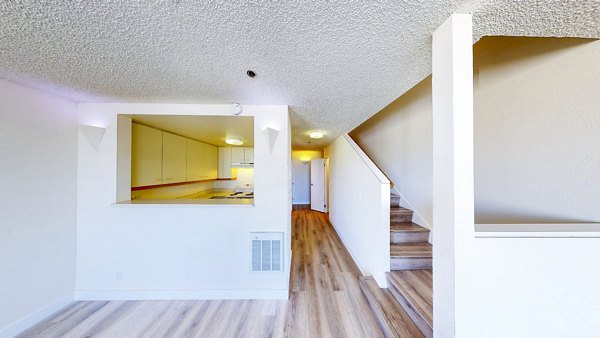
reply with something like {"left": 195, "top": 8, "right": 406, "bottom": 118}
{"left": 19, "top": 208, "right": 384, "bottom": 337}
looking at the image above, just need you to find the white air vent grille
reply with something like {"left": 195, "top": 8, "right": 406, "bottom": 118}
{"left": 251, "top": 232, "right": 283, "bottom": 272}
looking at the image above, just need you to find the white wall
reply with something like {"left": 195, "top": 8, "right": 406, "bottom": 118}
{"left": 291, "top": 150, "right": 323, "bottom": 205}
{"left": 474, "top": 37, "right": 600, "bottom": 223}
{"left": 0, "top": 79, "right": 77, "bottom": 336}
{"left": 460, "top": 237, "right": 600, "bottom": 338}
{"left": 324, "top": 135, "right": 390, "bottom": 287}
{"left": 350, "top": 77, "right": 433, "bottom": 229}
{"left": 76, "top": 103, "right": 291, "bottom": 300}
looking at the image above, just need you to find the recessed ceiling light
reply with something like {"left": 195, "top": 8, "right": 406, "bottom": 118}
{"left": 225, "top": 138, "right": 243, "bottom": 146}
{"left": 309, "top": 131, "right": 324, "bottom": 139}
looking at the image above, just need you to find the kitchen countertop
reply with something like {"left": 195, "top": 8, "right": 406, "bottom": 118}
{"left": 178, "top": 188, "right": 236, "bottom": 199}
{"left": 117, "top": 198, "right": 253, "bottom": 206}
{"left": 122, "top": 188, "right": 254, "bottom": 205}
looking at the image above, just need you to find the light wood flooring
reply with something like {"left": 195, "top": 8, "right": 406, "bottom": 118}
{"left": 386, "top": 271, "right": 433, "bottom": 337}
{"left": 19, "top": 207, "right": 385, "bottom": 338}
{"left": 367, "top": 193, "right": 432, "bottom": 337}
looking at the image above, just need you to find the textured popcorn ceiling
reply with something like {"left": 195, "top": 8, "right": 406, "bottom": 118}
{"left": 1, "top": 1, "right": 599, "bottom": 149}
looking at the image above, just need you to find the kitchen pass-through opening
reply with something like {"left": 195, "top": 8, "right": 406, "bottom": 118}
{"left": 117, "top": 114, "right": 255, "bottom": 204}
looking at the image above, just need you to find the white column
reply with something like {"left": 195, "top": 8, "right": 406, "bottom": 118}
{"left": 432, "top": 14, "right": 474, "bottom": 338}
{"left": 116, "top": 116, "right": 132, "bottom": 202}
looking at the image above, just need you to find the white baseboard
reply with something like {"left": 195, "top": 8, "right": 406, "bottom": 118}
{"left": 74, "top": 288, "right": 288, "bottom": 301}
{"left": 287, "top": 249, "right": 293, "bottom": 286}
{"left": 0, "top": 292, "right": 74, "bottom": 338}
{"left": 329, "top": 219, "right": 388, "bottom": 288}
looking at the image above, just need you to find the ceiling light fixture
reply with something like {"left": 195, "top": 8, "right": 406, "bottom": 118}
{"left": 309, "top": 131, "right": 324, "bottom": 139}
{"left": 225, "top": 138, "right": 243, "bottom": 146}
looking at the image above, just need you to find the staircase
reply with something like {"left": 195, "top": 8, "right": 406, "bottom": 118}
{"left": 360, "top": 193, "right": 433, "bottom": 338}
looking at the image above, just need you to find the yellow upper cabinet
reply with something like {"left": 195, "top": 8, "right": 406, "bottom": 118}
{"left": 218, "top": 147, "right": 234, "bottom": 179}
{"left": 162, "top": 132, "right": 187, "bottom": 184}
{"left": 132, "top": 122, "right": 220, "bottom": 187}
{"left": 231, "top": 146, "right": 254, "bottom": 165}
{"left": 186, "top": 139, "right": 205, "bottom": 181}
{"left": 204, "top": 144, "right": 218, "bottom": 179}
{"left": 187, "top": 141, "right": 217, "bottom": 181}
{"left": 132, "top": 124, "right": 163, "bottom": 187}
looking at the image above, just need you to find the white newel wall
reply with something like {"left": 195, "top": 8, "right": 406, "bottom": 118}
{"left": 76, "top": 103, "right": 291, "bottom": 300}
{"left": 325, "top": 134, "right": 390, "bottom": 287}
{"left": 433, "top": 15, "right": 600, "bottom": 338}
{"left": 432, "top": 14, "right": 474, "bottom": 338}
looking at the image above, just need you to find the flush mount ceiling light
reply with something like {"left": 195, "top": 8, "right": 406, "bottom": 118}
{"left": 225, "top": 138, "right": 243, "bottom": 146}
{"left": 309, "top": 131, "right": 324, "bottom": 139}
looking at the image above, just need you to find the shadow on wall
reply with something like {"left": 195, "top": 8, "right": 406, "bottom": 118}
{"left": 474, "top": 37, "right": 600, "bottom": 223}
{"left": 349, "top": 36, "right": 600, "bottom": 226}
{"left": 350, "top": 76, "right": 433, "bottom": 228}
{"left": 473, "top": 36, "right": 595, "bottom": 91}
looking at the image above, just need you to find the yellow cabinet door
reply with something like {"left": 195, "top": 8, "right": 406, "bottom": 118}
{"left": 218, "top": 147, "right": 232, "bottom": 178}
{"left": 186, "top": 139, "right": 205, "bottom": 181}
{"left": 205, "top": 144, "right": 218, "bottom": 179}
{"left": 162, "top": 132, "right": 187, "bottom": 184}
{"left": 131, "top": 123, "right": 163, "bottom": 187}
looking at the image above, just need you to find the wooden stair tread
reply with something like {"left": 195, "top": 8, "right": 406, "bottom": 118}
{"left": 387, "top": 270, "right": 433, "bottom": 335}
{"left": 390, "top": 222, "right": 429, "bottom": 233}
{"left": 359, "top": 276, "right": 424, "bottom": 338}
{"left": 390, "top": 243, "right": 432, "bottom": 258}
{"left": 390, "top": 206, "right": 413, "bottom": 214}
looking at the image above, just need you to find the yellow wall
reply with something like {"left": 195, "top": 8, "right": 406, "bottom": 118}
{"left": 292, "top": 150, "right": 323, "bottom": 162}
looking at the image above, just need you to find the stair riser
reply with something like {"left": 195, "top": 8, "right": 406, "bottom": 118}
{"left": 391, "top": 214, "right": 413, "bottom": 222}
{"left": 391, "top": 232, "right": 430, "bottom": 244}
{"left": 387, "top": 277, "right": 433, "bottom": 338}
{"left": 390, "top": 196, "right": 401, "bottom": 207}
{"left": 359, "top": 281, "right": 397, "bottom": 338}
{"left": 390, "top": 258, "right": 432, "bottom": 270}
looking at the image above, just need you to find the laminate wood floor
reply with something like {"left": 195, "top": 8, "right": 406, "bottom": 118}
{"left": 19, "top": 208, "right": 385, "bottom": 338}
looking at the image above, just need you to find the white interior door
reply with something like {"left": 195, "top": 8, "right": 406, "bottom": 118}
{"left": 292, "top": 160, "right": 310, "bottom": 204}
{"left": 310, "top": 159, "right": 326, "bottom": 212}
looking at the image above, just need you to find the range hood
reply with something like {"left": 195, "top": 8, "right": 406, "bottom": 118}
{"left": 231, "top": 161, "right": 254, "bottom": 168}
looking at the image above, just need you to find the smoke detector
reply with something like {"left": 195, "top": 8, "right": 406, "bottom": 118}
{"left": 231, "top": 103, "right": 243, "bottom": 115}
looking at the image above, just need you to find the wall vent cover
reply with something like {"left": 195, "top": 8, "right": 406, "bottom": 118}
{"left": 251, "top": 232, "right": 283, "bottom": 272}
